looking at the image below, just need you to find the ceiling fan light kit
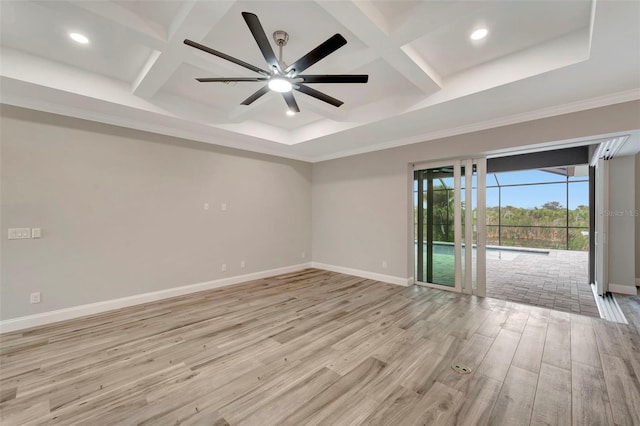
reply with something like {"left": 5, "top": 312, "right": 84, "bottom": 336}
{"left": 184, "top": 12, "right": 369, "bottom": 114}
{"left": 268, "top": 77, "right": 293, "bottom": 93}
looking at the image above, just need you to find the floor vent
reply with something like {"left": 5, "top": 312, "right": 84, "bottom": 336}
{"left": 591, "top": 284, "right": 628, "bottom": 324}
{"left": 451, "top": 363, "right": 472, "bottom": 375}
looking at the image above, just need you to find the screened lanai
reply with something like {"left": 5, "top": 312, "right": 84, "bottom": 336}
{"left": 483, "top": 166, "right": 596, "bottom": 316}
{"left": 414, "top": 159, "right": 598, "bottom": 316}
{"left": 485, "top": 167, "right": 589, "bottom": 251}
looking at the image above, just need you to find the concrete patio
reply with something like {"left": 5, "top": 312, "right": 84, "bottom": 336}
{"left": 486, "top": 248, "right": 598, "bottom": 317}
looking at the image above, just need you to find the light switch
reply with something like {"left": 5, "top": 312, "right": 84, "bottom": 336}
{"left": 221, "top": 203, "right": 227, "bottom": 211}
{"left": 32, "top": 228, "right": 42, "bottom": 239}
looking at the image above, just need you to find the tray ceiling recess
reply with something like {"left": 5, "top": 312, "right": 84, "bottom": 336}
{"left": 0, "top": 0, "right": 638, "bottom": 161}
{"left": 184, "top": 12, "right": 368, "bottom": 115}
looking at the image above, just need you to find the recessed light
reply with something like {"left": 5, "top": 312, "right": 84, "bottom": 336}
{"left": 286, "top": 110, "right": 296, "bottom": 116}
{"left": 69, "top": 32, "right": 89, "bottom": 44}
{"left": 470, "top": 28, "right": 488, "bottom": 41}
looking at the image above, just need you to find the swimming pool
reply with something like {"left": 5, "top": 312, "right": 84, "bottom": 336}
{"left": 430, "top": 242, "right": 548, "bottom": 260}
{"left": 416, "top": 241, "right": 549, "bottom": 260}
{"left": 415, "top": 242, "right": 549, "bottom": 285}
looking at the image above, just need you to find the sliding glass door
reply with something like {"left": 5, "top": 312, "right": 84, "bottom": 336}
{"left": 415, "top": 164, "right": 457, "bottom": 288}
{"left": 594, "top": 158, "right": 609, "bottom": 296}
{"left": 414, "top": 158, "right": 486, "bottom": 296}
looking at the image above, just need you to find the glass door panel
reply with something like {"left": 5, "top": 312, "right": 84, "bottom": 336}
{"left": 414, "top": 159, "right": 486, "bottom": 296}
{"left": 415, "top": 165, "right": 456, "bottom": 287}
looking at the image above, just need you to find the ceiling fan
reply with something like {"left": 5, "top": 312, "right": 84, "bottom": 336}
{"left": 184, "top": 12, "right": 368, "bottom": 113}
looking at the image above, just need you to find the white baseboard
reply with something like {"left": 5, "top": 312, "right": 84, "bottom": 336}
{"left": 311, "top": 262, "right": 412, "bottom": 287}
{"left": 0, "top": 262, "right": 312, "bottom": 334}
{"left": 609, "top": 283, "right": 639, "bottom": 296}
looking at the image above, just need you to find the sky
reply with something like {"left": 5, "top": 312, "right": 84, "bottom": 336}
{"left": 486, "top": 170, "right": 588, "bottom": 209}
{"left": 414, "top": 169, "right": 590, "bottom": 210}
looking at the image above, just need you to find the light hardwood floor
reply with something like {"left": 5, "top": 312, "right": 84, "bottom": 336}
{"left": 1, "top": 269, "right": 639, "bottom": 425}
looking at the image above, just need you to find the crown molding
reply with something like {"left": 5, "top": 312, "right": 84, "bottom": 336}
{"left": 312, "top": 88, "right": 640, "bottom": 163}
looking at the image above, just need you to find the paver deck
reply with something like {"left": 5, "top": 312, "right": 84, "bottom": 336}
{"left": 486, "top": 249, "right": 598, "bottom": 317}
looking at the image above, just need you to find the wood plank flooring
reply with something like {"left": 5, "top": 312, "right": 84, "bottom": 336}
{"left": 1, "top": 269, "right": 639, "bottom": 425}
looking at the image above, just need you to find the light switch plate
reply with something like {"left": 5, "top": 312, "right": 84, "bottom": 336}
{"left": 32, "top": 228, "right": 42, "bottom": 239}
{"left": 8, "top": 228, "right": 31, "bottom": 240}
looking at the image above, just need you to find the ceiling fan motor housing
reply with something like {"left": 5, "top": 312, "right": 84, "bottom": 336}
{"left": 273, "top": 31, "right": 289, "bottom": 46}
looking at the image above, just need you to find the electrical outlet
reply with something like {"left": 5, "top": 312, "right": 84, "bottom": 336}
{"left": 221, "top": 263, "right": 227, "bottom": 272}
{"left": 240, "top": 260, "right": 246, "bottom": 268}
{"left": 31, "top": 228, "right": 42, "bottom": 239}
{"left": 301, "top": 251, "right": 306, "bottom": 259}
{"left": 30, "top": 292, "right": 41, "bottom": 304}
{"left": 382, "top": 261, "right": 388, "bottom": 269}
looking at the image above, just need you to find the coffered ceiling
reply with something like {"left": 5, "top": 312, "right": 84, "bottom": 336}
{"left": 1, "top": 0, "right": 639, "bottom": 162}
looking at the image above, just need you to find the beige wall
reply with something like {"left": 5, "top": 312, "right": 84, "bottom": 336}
{"left": 1, "top": 106, "right": 312, "bottom": 320}
{"left": 313, "top": 101, "right": 640, "bottom": 280}
{"left": 3, "top": 100, "right": 639, "bottom": 321}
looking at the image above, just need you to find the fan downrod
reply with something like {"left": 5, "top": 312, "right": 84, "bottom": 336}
{"left": 273, "top": 31, "right": 289, "bottom": 65}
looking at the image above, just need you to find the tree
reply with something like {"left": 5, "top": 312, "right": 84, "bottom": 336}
{"left": 542, "top": 201, "right": 563, "bottom": 210}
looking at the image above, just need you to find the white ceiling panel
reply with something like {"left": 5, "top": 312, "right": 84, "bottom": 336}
{"left": 300, "top": 58, "right": 415, "bottom": 108}
{"left": 0, "top": 1, "right": 153, "bottom": 83}
{"left": 197, "top": 1, "right": 368, "bottom": 76}
{"left": 162, "top": 62, "right": 261, "bottom": 111}
{"left": 407, "top": 0, "right": 592, "bottom": 77}
{"left": 114, "top": 1, "right": 184, "bottom": 36}
{"left": 253, "top": 101, "right": 325, "bottom": 130}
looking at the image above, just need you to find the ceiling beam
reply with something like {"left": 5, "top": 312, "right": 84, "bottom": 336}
{"left": 316, "top": 0, "right": 442, "bottom": 95}
{"left": 131, "top": 1, "right": 235, "bottom": 99}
